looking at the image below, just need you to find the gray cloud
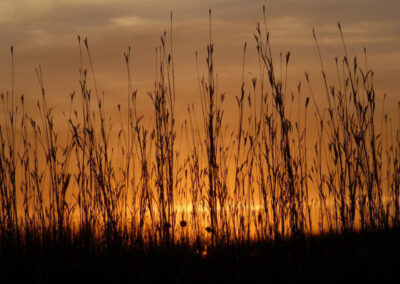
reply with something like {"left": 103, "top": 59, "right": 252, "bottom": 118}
{"left": 0, "top": 0, "right": 398, "bottom": 112}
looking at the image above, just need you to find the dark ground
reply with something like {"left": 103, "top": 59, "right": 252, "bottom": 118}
{"left": 1, "top": 228, "right": 399, "bottom": 283}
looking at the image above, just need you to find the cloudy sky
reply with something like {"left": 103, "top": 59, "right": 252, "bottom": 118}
{"left": 0, "top": 0, "right": 399, "bottom": 119}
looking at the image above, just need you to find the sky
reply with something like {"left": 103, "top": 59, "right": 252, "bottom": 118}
{"left": 0, "top": 0, "right": 399, "bottom": 123}
{"left": 1, "top": 0, "right": 399, "bottom": 228}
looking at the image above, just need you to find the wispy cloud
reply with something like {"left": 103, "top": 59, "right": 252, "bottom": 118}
{"left": 110, "top": 16, "right": 152, "bottom": 27}
{"left": 0, "top": 0, "right": 398, "bottom": 109}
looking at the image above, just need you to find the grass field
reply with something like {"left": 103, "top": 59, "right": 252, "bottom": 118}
{"left": 0, "top": 7, "right": 399, "bottom": 282}
{"left": 2, "top": 228, "right": 400, "bottom": 282}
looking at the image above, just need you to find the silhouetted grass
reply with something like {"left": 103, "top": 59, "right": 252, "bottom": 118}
{"left": 0, "top": 6, "right": 399, "bottom": 282}
{"left": 1, "top": 227, "right": 400, "bottom": 283}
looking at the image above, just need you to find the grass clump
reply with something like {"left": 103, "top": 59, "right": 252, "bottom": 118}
{"left": 0, "top": 7, "right": 399, "bottom": 281}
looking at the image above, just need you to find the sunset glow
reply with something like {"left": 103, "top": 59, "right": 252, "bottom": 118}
{"left": 1, "top": 1, "right": 400, "bottom": 282}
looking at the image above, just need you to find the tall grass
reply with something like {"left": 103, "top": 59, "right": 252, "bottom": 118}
{"left": 0, "top": 7, "right": 399, "bottom": 251}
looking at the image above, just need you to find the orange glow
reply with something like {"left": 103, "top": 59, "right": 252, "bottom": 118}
{"left": 0, "top": 1, "right": 399, "bottom": 246}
